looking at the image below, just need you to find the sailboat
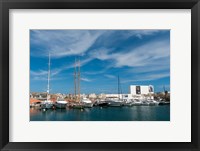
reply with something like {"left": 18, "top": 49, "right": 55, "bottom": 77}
{"left": 108, "top": 75, "right": 123, "bottom": 107}
{"left": 41, "top": 54, "right": 54, "bottom": 109}
{"left": 72, "top": 58, "right": 84, "bottom": 109}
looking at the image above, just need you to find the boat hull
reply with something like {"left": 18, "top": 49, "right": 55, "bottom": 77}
{"left": 124, "top": 103, "right": 133, "bottom": 106}
{"left": 108, "top": 102, "right": 122, "bottom": 107}
{"left": 41, "top": 103, "right": 53, "bottom": 109}
{"left": 83, "top": 103, "right": 93, "bottom": 108}
{"left": 98, "top": 102, "right": 108, "bottom": 107}
{"left": 132, "top": 103, "right": 142, "bottom": 106}
{"left": 55, "top": 103, "right": 67, "bottom": 109}
{"left": 159, "top": 102, "right": 170, "bottom": 105}
{"left": 149, "top": 102, "right": 159, "bottom": 106}
{"left": 72, "top": 104, "right": 84, "bottom": 109}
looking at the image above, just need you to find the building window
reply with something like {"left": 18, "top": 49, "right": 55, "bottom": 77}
{"left": 136, "top": 86, "right": 141, "bottom": 94}
{"left": 149, "top": 86, "right": 153, "bottom": 92}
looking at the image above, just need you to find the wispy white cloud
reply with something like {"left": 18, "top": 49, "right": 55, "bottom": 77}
{"left": 30, "top": 57, "right": 93, "bottom": 80}
{"left": 83, "top": 66, "right": 111, "bottom": 75}
{"left": 89, "top": 39, "right": 169, "bottom": 68}
{"left": 30, "top": 69, "right": 61, "bottom": 77}
{"left": 30, "top": 70, "right": 48, "bottom": 76}
{"left": 120, "top": 30, "right": 161, "bottom": 39}
{"left": 31, "top": 30, "right": 105, "bottom": 58}
{"left": 31, "top": 76, "right": 47, "bottom": 81}
{"left": 87, "top": 39, "right": 170, "bottom": 83}
{"left": 127, "top": 64, "right": 169, "bottom": 74}
{"left": 81, "top": 77, "right": 92, "bottom": 82}
{"left": 89, "top": 48, "right": 112, "bottom": 61}
{"left": 30, "top": 30, "right": 163, "bottom": 58}
{"left": 104, "top": 74, "right": 116, "bottom": 79}
{"left": 52, "top": 57, "right": 93, "bottom": 75}
{"left": 31, "top": 40, "right": 170, "bottom": 83}
{"left": 121, "top": 72, "right": 170, "bottom": 83}
{"left": 31, "top": 76, "right": 68, "bottom": 81}
{"left": 114, "top": 40, "right": 169, "bottom": 68}
{"left": 31, "top": 30, "right": 170, "bottom": 85}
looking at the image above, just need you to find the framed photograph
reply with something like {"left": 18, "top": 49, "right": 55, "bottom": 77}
{"left": 30, "top": 29, "right": 170, "bottom": 122}
{"left": 0, "top": 0, "right": 199, "bottom": 150}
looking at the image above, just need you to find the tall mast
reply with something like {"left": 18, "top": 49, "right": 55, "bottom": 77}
{"left": 47, "top": 53, "right": 50, "bottom": 98}
{"left": 74, "top": 57, "right": 81, "bottom": 102}
{"left": 74, "top": 58, "right": 77, "bottom": 101}
{"left": 78, "top": 59, "right": 81, "bottom": 103}
{"left": 120, "top": 77, "right": 122, "bottom": 99}
{"left": 118, "top": 75, "right": 120, "bottom": 99}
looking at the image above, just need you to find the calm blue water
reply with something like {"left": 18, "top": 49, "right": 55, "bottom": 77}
{"left": 30, "top": 105, "right": 170, "bottom": 121}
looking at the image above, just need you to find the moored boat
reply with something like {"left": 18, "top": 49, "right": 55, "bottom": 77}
{"left": 41, "top": 100, "right": 53, "bottom": 109}
{"left": 55, "top": 98, "right": 68, "bottom": 109}
{"left": 107, "top": 100, "right": 122, "bottom": 107}
{"left": 124, "top": 102, "right": 133, "bottom": 107}
{"left": 72, "top": 103, "right": 84, "bottom": 109}
{"left": 81, "top": 98, "right": 93, "bottom": 108}
{"left": 123, "top": 99, "right": 134, "bottom": 106}
{"left": 98, "top": 102, "right": 108, "bottom": 107}
{"left": 159, "top": 101, "right": 170, "bottom": 105}
{"left": 132, "top": 99, "right": 143, "bottom": 106}
{"left": 148, "top": 99, "right": 160, "bottom": 105}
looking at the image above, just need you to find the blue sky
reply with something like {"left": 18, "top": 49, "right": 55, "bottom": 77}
{"left": 30, "top": 30, "right": 170, "bottom": 94}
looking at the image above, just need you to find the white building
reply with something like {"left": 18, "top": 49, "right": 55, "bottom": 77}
{"left": 105, "top": 94, "right": 133, "bottom": 100}
{"left": 104, "top": 85, "right": 154, "bottom": 100}
{"left": 130, "top": 85, "right": 154, "bottom": 95}
{"left": 98, "top": 93, "right": 106, "bottom": 99}
{"left": 130, "top": 85, "right": 154, "bottom": 99}
{"left": 88, "top": 93, "right": 97, "bottom": 99}
{"left": 105, "top": 94, "right": 119, "bottom": 98}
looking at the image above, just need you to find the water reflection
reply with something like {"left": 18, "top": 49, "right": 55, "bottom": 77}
{"left": 30, "top": 105, "right": 170, "bottom": 121}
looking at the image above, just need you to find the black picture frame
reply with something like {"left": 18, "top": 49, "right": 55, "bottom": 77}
{"left": 0, "top": 0, "right": 199, "bottom": 150}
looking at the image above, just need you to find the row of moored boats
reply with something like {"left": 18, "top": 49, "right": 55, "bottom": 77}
{"left": 30, "top": 98, "right": 170, "bottom": 110}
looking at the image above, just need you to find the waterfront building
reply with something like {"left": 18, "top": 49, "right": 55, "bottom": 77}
{"left": 105, "top": 94, "right": 126, "bottom": 99}
{"left": 105, "top": 94, "right": 119, "bottom": 99}
{"left": 88, "top": 93, "right": 97, "bottom": 99}
{"left": 130, "top": 85, "right": 154, "bottom": 95}
{"left": 97, "top": 93, "right": 106, "bottom": 99}
{"left": 130, "top": 85, "right": 154, "bottom": 99}
{"left": 82, "top": 93, "right": 87, "bottom": 98}
{"left": 121, "top": 94, "right": 133, "bottom": 100}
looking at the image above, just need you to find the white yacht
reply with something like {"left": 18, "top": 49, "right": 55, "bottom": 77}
{"left": 148, "top": 99, "right": 160, "bottom": 105}
{"left": 124, "top": 99, "right": 134, "bottom": 106}
{"left": 81, "top": 98, "right": 93, "bottom": 108}
{"left": 142, "top": 100, "right": 150, "bottom": 106}
{"left": 132, "top": 99, "right": 143, "bottom": 106}
{"left": 55, "top": 98, "right": 68, "bottom": 109}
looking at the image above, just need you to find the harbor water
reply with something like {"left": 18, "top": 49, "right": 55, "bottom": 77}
{"left": 30, "top": 105, "right": 170, "bottom": 121}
